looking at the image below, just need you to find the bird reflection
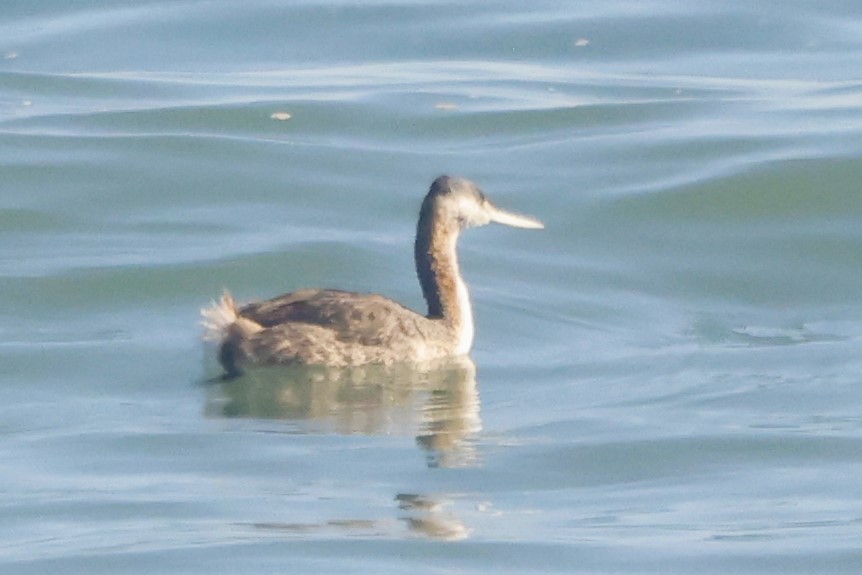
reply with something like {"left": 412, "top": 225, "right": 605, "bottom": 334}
{"left": 204, "top": 356, "right": 481, "bottom": 468}
{"left": 396, "top": 493, "right": 471, "bottom": 541}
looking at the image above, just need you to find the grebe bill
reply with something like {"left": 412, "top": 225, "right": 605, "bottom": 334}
{"left": 202, "top": 175, "right": 543, "bottom": 374}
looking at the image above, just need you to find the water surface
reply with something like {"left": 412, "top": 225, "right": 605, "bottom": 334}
{"left": 2, "top": 1, "right": 862, "bottom": 573}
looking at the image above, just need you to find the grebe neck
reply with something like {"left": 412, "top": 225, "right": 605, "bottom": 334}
{"left": 414, "top": 208, "right": 474, "bottom": 354}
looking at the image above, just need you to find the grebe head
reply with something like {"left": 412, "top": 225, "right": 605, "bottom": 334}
{"left": 424, "top": 176, "right": 545, "bottom": 231}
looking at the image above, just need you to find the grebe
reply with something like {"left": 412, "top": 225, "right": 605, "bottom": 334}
{"left": 202, "top": 176, "right": 543, "bottom": 375}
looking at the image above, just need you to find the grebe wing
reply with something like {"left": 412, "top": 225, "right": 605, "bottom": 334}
{"left": 238, "top": 289, "right": 429, "bottom": 345}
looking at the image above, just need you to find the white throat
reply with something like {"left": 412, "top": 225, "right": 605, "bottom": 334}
{"left": 453, "top": 275, "right": 474, "bottom": 355}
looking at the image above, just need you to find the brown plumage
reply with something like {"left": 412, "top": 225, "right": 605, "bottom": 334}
{"left": 201, "top": 176, "right": 543, "bottom": 375}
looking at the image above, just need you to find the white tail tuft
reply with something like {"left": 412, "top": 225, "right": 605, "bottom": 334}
{"left": 200, "top": 290, "right": 238, "bottom": 342}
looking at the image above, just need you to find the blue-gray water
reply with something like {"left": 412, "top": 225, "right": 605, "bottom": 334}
{"left": 2, "top": 2, "right": 862, "bottom": 573}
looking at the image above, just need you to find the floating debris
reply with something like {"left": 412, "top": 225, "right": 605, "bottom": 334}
{"left": 574, "top": 38, "right": 590, "bottom": 47}
{"left": 270, "top": 111, "right": 292, "bottom": 121}
{"left": 434, "top": 102, "right": 458, "bottom": 111}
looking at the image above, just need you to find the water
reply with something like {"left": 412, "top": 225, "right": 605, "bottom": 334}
{"left": 2, "top": 1, "right": 862, "bottom": 573}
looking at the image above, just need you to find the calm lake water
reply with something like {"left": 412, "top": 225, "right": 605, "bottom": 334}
{"left": 2, "top": 1, "right": 862, "bottom": 573}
